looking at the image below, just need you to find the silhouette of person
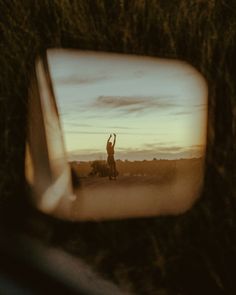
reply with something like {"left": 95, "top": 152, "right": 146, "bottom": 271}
{"left": 106, "top": 133, "right": 117, "bottom": 180}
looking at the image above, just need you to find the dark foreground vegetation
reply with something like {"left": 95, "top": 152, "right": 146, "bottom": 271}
{"left": 0, "top": 1, "right": 236, "bottom": 294}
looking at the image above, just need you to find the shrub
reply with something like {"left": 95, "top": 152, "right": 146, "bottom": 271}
{"left": 89, "top": 160, "right": 110, "bottom": 177}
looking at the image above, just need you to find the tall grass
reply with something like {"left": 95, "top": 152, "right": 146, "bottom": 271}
{"left": 0, "top": 1, "right": 236, "bottom": 294}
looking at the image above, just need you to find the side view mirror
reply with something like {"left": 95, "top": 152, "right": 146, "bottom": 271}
{"left": 25, "top": 49, "right": 208, "bottom": 221}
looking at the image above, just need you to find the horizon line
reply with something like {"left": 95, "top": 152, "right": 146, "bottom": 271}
{"left": 68, "top": 156, "right": 204, "bottom": 163}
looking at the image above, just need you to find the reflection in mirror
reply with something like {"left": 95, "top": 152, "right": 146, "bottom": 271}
{"left": 27, "top": 49, "right": 208, "bottom": 221}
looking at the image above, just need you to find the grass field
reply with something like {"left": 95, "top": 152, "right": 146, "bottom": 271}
{"left": 54, "top": 158, "right": 205, "bottom": 220}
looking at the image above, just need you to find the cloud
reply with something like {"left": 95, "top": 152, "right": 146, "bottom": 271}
{"left": 143, "top": 142, "right": 177, "bottom": 149}
{"left": 156, "top": 146, "right": 185, "bottom": 153}
{"left": 118, "top": 146, "right": 185, "bottom": 153}
{"left": 69, "top": 148, "right": 102, "bottom": 154}
{"left": 65, "top": 130, "right": 161, "bottom": 136}
{"left": 94, "top": 96, "right": 148, "bottom": 108}
{"left": 170, "top": 102, "right": 207, "bottom": 116}
{"left": 116, "top": 144, "right": 205, "bottom": 158}
{"left": 64, "top": 122, "right": 138, "bottom": 130}
{"left": 92, "top": 95, "right": 180, "bottom": 115}
{"left": 172, "top": 110, "right": 193, "bottom": 116}
{"left": 66, "top": 131, "right": 112, "bottom": 135}
{"left": 52, "top": 75, "right": 109, "bottom": 86}
{"left": 109, "top": 126, "right": 139, "bottom": 130}
{"left": 64, "top": 122, "right": 93, "bottom": 127}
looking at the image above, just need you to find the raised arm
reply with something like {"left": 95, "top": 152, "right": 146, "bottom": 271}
{"left": 107, "top": 134, "right": 112, "bottom": 148}
{"left": 112, "top": 133, "right": 116, "bottom": 147}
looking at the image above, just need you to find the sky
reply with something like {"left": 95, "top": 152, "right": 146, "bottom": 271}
{"left": 48, "top": 49, "right": 208, "bottom": 161}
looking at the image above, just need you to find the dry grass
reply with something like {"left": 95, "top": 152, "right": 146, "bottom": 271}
{"left": 0, "top": 1, "right": 236, "bottom": 294}
{"left": 54, "top": 158, "right": 205, "bottom": 221}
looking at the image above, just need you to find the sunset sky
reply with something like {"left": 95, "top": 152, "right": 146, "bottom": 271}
{"left": 48, "top": 49, "right": 208, "bottom": 161}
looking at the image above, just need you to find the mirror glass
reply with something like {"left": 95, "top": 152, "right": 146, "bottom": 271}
{"left": 29, "top": 49, "right": 208, "bottom": 221}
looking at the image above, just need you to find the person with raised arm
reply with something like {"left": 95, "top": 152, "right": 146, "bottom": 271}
{"left": 106, "top": 133, "right": 117, "bottom": 180}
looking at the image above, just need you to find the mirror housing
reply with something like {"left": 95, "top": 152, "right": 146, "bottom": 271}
{"left": 26, "top": 49, "right": 208, "bottom": 221}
